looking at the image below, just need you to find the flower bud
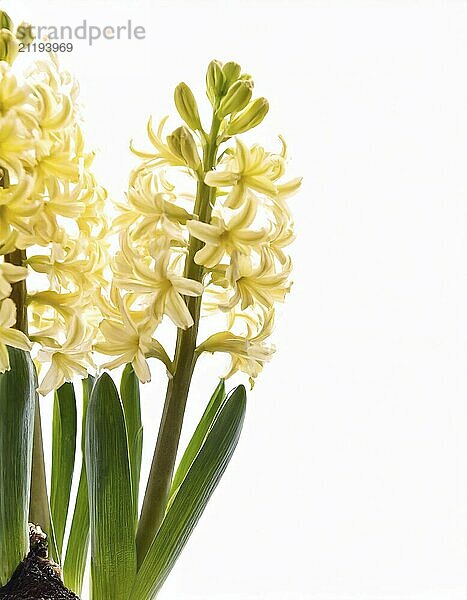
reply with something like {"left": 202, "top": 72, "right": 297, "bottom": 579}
{"left": 166, "top": 130, "right": 182, "bottom": 159}
{"left": 226, "top": 97, "right": 269, "bottom": 135}
{"left": 0, "top": 29, "right": 19, "bottom": 65}
{"left": 167, "top": 126, "right": 201, "bottom": 171}
{"left": 178, "top": 127, "right": 201, "bottom": 171}
{"left": 0, "top": 11, "right": 13, "bottom": 31}
{"left": 206, "top": 60, "right": 225, "bottom": 105}
{"left": 217, "top": 80, "right": 254, "bottom": 119}
{"left": 174, "top": 82, "right": 202, "bottom": 131}
{"left": 16, "top": 22, "right": 34, "bottom": 46}
{"left": 222, "top": 62, "right": 241, "bottom": 87}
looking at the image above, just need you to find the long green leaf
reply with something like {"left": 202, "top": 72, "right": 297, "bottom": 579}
{"left": 63, "top": 375, "right": 94, "bottom": 595}
{"left": 168, "top": 379, "right": 225, "bottom": 503}
{"left": 86, "top": 372, "right": 136, "bottom": 600}
{"left": 51, "top": 382, "right": 77, "bottom": 559}
{"left": 131, "top": 385, "right": 246, "bottom": 599}
{"left": 0, "top": 348, "right": 35, "bottom": 585}
{"left": 120, "top": 364, "right": 143, "bottom": 526}
{"left": 29, "top": 395, "right": 59, "bottom": 564}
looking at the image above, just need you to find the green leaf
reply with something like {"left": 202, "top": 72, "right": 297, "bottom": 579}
{"left": 51, "top": 382, "right": 77, "bottom": 559}
{"left": 168, "top": 379, "right": 225, "bottom": 503}
{"left": 120, "top": 364, "right": 143, "bottom": 526}
{"left": 131, "top": 385, "right": 246, "bottom": 599}
{"left": 29, "top": 395, "right": 59, "bottom": 564}
{"left": 63, "top": 375, "right": 94, "bottom": 595}
{"left": 86, "top": 372, "right": 136, "bottom": 600}
{"left": 0, "top": 348, "right": 35, "bottom": 585}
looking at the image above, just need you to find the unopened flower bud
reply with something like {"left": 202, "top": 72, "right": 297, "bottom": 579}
{"left": 179, "top": 127, "right": 201, "bottom": 171}
{"left": 0, "top": 29, "right": 19, "bottom": 65}
{"left": 0, "top": 11, "right": 13, "bottom": 31}
{"left": 217, "top": 80, "right": 254, "bottom": 119}
{"left": 222, "top": 62, "right": 241, "bottom": 87}
{"left": 206, "top": 60, "right": 225, "bottom": 106}
{"left": 239, "top": 73, "right": 253, "bottom": 83}
{"left": 167, "top": 126, "right": 201, "bottom": 171}
{"left": 166, "top": 131, "right": 182, "bottom": 159}
{"left": 226, "top": 98, "right": 269, "bottom": 135}
{"left": 174, "top": 82, "right": 203, "bottom": 131}
{"left": 16, "top": 22, "right": 34, "bottom": 46}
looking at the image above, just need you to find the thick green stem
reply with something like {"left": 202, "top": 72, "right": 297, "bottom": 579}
{"left": 136, "top": 115, "right": 221, "bottom": 565}
{"left": 4, "top": 249, "right": 28, "bottom": 334}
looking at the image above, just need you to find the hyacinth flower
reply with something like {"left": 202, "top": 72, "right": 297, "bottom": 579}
{"left": 0, "top": 10, "right": 300, "bottom": 599}
{"left": 95, "top": 60, "right": 301, "bottom": 597}
{"left": 0, "top": 10, "right": 108, "bottom": 599}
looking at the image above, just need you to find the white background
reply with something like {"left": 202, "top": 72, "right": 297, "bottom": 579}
{"left": 5, "top": 1, "right": 467, "bottom": 598}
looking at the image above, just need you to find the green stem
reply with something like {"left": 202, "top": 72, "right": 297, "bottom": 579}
{"left": 136, "top": 114, "right": 221, "bottom": 565}
{"left": 4, "top": 249, "right": 28, "bottom": 334}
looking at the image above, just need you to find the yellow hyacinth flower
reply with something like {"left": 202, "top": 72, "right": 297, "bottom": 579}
{"left": 91, "top": 60, "right": 302, "bottom": 569}
{"left": 36, "top": 316, "right": 95, "bottom": 396}
{"left": 0, "top": 41, "right": 111, "bottom": 392}
{"left": 130, "top": 116, "right": 186, "bottom": 170}
{"left": 0, "top": 177, "right": 38, "bottom": 246}
{"left": 196, "top": 308, "right": 275, "bottom": 388}
{"left": 218, "top": 251, "right": 292, "bottom": 311}
{"left": 0, "top": 261, "right": 28, "bottom": 299}
{"left": 0, "top": 112, "right": 34, "bottom": 177}
{"left": 0, "top": 62, "right": 34, "bottom": 123}
{"left": 95, "top": 295, "right": 172, "bottom": 382}
{"left": 113, "top": 170, "right": 192, "bottom": 244}
{"left": 204, "top": 138, "right": 290, "bottom": 209}
{"left": 108, "top": 60, "right": 301, "bottom": 390}
{"left": 34, "top": 135, "right": 80, "bottom": 185}
{"left": 0, "top": 298, "right": 32, "bottom": 372}
{"left": 27, "top": 242, "right": 86, "bottom": 292}
{"left": 114, "top": 240, "right": 203, "bottom": 329}
{"left": 187, "top": 196, "right": 267, "bottom": 268}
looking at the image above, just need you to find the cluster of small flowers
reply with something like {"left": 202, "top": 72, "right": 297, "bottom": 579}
{"left": 195, "top": 137, "right": 300, "bottom": 386}
{"left": 93, "top": 121, "right": 198, "bottom": 382}
{"left": 0, "top": 17, "right": 108, "bottom": 395}
{"left": 96, "top": 60, "right": 301, "bottom": 387}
